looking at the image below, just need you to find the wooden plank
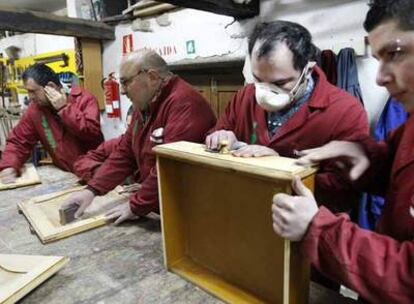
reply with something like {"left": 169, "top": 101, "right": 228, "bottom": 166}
{"left": 0, "top": 254, "right": 69, "bottom": 304}
{"left": 153, "top": 141, "right": 317, "bottom": 181}
{"left": 156, "top": 147, "right": 312, "bottom": 303}
{"left": 123, "top": 1, "right": 160, "bottom": 15}
{"left": 0, "top": 164, "right": 40, "bottom": 190}
{"left": 132, "top": 3, "right": 177, "bottom": 17}
{"left": 80, "top": 39, "right": 105, "bottom": 110}
{"left": 18, "top": 186, "right": 129, "bottom": 243}
{"left": 0, "top": 7, "right": 114, "bottom": 40}
{"left": 157, "top": 0, "right": 259, "bottom": 18}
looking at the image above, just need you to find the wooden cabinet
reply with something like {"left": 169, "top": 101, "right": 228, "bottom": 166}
{"left": 154, "top": 141, "right": 316, "bottom": 303}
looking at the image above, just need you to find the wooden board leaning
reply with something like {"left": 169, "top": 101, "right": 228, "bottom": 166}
{"left": 0, "top": 254, "right": 69, "bottom": 304}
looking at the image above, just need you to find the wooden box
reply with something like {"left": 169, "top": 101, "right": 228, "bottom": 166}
{"left": 0, "top": 164, "right": 41, "bottom": 190}
{"left": 18, "top": 186, "right": 129, "bottom": 243}
{"left": 154, "top": 141, "right": 317, "bottom": 304}
{"left": 0, "top": 254, "right": 68, "bottom": 304}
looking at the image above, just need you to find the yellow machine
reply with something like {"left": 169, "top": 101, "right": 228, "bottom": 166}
{"left": 3, "top": 49, "right": 77, "bottom": 94}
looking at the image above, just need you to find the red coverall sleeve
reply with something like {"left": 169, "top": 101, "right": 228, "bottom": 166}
{"left": 313, "top": 100, "right": 369, "bottom": 211}
{"left": 302, "top": 207, "right": 414, "bottom": 303}
{"left": 87, "top": 123, "right": 137, "bottom": 194}
{"left": 353, "top": 136, "right": 394, "bottom": 196}
{"left": 73, "top": 137, "right": 121, "bottom": 182}
{"left": 129, "top": 100, "right": 215, "bottom": 215}
{"left": 315, "top": 100, "right": 369, "bottom": 190}
{"left": 58, "top": 93, "right": 102, "bottom": 141}
{"left": 0, "top": 111, "right": 39, "bottom": 173}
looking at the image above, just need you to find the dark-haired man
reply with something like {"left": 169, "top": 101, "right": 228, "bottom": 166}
{"left": 0, "top": 63, "right": 104, "bottom": 183}
{"left": 206, "top": 20, "right": 368, "bottom": 213}
{"left": 272, "top": 1, "right": 414, "bottom": 302}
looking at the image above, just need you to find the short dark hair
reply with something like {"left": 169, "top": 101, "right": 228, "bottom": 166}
{"left": 248, "top": 20, "right": 319, "bottom": 71}
{"left": 364, "top": 0, "right": 414, "bottom": 32}
{"left": 22, "top": 63, "right": 61, "bottom": 87}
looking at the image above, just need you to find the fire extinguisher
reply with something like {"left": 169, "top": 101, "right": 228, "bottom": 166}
{"left": 102, "top": 72, "right": 121, "bottom": 119}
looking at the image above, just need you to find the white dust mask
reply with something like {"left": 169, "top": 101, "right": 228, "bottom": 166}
{"left": 254, "top": 61, "right": 316, "bottom": 112}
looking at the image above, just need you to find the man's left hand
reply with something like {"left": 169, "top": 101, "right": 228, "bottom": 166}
{"left": 105, "top": 202, "right": 138, "bottom": 225}
{"left": 271, "top": 176, "right": 319, "bottom": 241}
{"left": 232, "top": 145, "right": 278, "bottom": 157}
{"left": 45, "top": 86, "right": 67, "bottom": 111}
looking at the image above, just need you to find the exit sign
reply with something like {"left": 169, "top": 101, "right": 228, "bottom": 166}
{"left": 186, "top": 40, "right": 196, "bottom": 54}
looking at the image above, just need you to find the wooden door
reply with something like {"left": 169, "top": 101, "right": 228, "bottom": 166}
{"left": 176, "top": 68, "right": 244, "bottom": 118}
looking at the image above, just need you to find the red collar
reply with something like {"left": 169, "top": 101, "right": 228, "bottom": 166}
{"left": 69, "top": 86, "right": 82, "bottom": 96}
{"left": 148, "top": 75, "right": 177, "bottom": 113}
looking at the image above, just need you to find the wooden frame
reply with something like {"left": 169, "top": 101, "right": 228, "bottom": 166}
{"left": 18, "top": 186, "right": 129, "bottom": 243}
{"left": 0, "top": 254, "right": 69, "bottom": 304}
{"left": 0, "top": 163, "right": 40, "bottom": 190}
{"left": 154, "top": 141, "right": 317, "bottom": 303}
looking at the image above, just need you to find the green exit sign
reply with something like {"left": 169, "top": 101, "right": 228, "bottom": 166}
{"left": 186, "top": 40, "right": 196, "bottom": 54}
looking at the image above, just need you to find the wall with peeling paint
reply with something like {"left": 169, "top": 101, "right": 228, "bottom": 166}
{"left": 100, "top": 0, "right": 388, "bottom": 139}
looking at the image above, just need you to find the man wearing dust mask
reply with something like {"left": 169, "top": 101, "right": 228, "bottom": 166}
{"left": 254, "top": 61, "right": 315, "bottom": 112}
{"left": 206, "top": 20, "right": 369, "bottom": 215}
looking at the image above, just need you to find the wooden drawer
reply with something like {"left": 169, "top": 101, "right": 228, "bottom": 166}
{"left": 154, "top": 141, "right": 316, "bottom": 304}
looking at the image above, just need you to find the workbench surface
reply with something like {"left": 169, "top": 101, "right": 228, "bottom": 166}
{"left": 0, "top": 166, "right": 359, "bottom": 304}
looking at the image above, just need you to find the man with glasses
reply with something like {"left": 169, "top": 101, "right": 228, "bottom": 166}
{"left": 206, "top": 21, "right": 369, "bottom": 214}
{"left": 62, "top": 50, "right": 216, "bottom": 225}
{"left": 0, "top": 63, "right": 103, "bottom": 182}
{"left": 272, "top": 1, "right": 414, "bottom": 302}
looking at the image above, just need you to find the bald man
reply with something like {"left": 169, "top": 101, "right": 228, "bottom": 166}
{"left": 62, "top": 50, "right": 216, "bottom": 224}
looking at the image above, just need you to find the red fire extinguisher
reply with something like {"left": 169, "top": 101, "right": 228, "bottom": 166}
{"left": 102, "top": 72, "right": 121, "bottom": 119}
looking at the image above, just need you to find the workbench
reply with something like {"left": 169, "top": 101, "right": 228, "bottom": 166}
{"left": 0, "top": 166, "right": 360, "bottom": 303}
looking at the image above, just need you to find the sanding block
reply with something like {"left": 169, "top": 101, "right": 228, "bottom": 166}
{"left": 59, "top": 205, "right": 79, "bottom": 225}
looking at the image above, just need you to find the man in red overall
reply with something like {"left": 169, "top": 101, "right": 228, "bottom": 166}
{"left": 206, "top": 21, "right": 369, "bottom": 213}
{"left": 0, "top": 63, "right": 103, "bottom": 183}
{"left": 62, "top": 50, "right": 216, "bottom": 225}
{"left": 272, "top": 1, "right": 414, "bottom": 302}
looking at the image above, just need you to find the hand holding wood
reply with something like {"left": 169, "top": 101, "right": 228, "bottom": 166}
{"left": 60, "top": 189, "right": 95, "bottom": 219}
{"left": 271, "top": 176, "right": 319, "bottom": 241}
{"left": 295, "top": 140, "right": 370, "bottom": 180}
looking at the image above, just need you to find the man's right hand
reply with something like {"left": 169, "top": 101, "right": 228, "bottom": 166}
{"left": 60, "top": 189, "right": 96, "bottom": 218}
{"left": 0, "top": 168, "right": 17, "bottom": 184}
{"left": 205, "top": 130, "right": 238, "bottom": 150}
{"left": 296, "top": 140, "right": 370, "bottom": 181}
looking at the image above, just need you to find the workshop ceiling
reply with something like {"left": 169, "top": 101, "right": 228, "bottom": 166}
{"left": 0, "top": 0, "right": 66, "bottom": 12}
